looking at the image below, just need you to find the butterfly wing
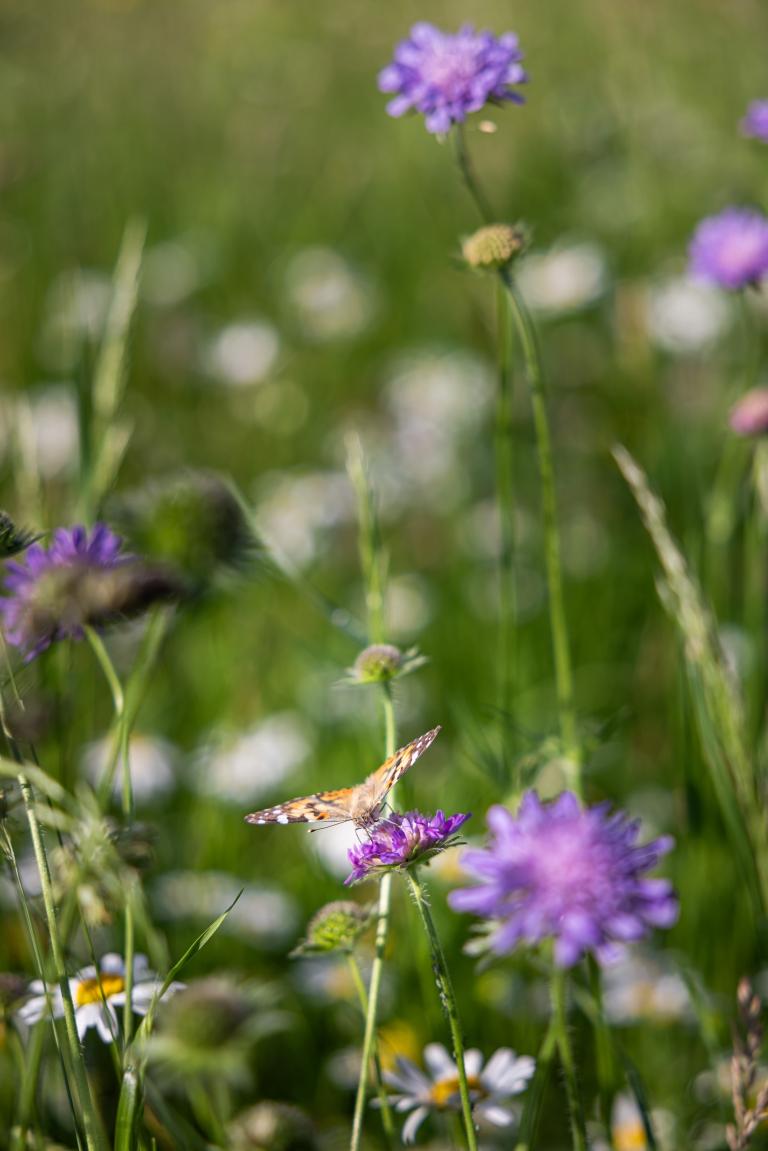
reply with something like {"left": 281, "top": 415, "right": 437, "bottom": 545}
{"left": 361, "top": 725, "right": 442, "bottom": 811}
{"left": 245, "top": 787, "right": 355, "bottom": 826}
{"left": 244, "top": 725, "right": 442, "bottom": 829}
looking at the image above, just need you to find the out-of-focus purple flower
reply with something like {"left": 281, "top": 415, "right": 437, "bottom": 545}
{"left": 0, "top": 524, "right": 129, "bottom": 660}
{"left": 741, "top": 101, "right": 768, "bottom": 143}
{"left": 345, "top": 810, "right": 470, "bottom": 885}
{"left": 449, "top": 792, "right": 678, "bottom": 968}
{"left": 730, "top": 388, "right": 768, "bottom": 437}
{"left": 379, "top": 23, "right": 527, "bottom": 135}
{"left": 688, "top": 208, "right": 768, "bottom": 291}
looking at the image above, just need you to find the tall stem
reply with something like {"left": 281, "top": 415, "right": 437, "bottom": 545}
{"left": 451, "top": 127, "right": 581, "bottom": 790}
{"left": 18, "top": 772, "right": 108, "bottom": 1151}
{"left": 350, "top": 687, "right": 397, "bottom": 1151}
{"left": 502, "top": 273, "right": 581, "bottom": 789}
{"left": 454, "top": 125, "right": 493, "bottom": 224}
{"left": 496, "top": 279, "right": 516, "bottom": 780}
{"left": 405, "top": 869, "right": 478, "bottom": 1151}
{"left": 86, "top": 627, "right": 136, "bottom": 1044}
{"left": 347, "top": 954, "right": 395, "bottom": 1144}
{"left": 551, "top": 969, "right": 587, "bottom": 1151}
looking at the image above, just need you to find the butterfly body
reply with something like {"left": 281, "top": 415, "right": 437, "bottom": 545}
{"left": 244, "top": 725, "right": 441, "bottom": 831}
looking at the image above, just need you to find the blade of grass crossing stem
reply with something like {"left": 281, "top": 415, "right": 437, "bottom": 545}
{"left": 116, "top": 893, "right": 243, "bottom": 1148}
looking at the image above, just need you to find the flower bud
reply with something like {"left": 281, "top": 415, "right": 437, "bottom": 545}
{"left": 0, "top": 512, "right": 41, "bottom": 558}
{"left": 353, "top": 643, "right": 403, "bottom": 684}
{"left": 112, "top": 470, "right": 257, "bottom": 589}
{"left": 291, "top": 901, "right": 372, "bottom": 956}
{"left": 462, "top": 223, "right": 528, "bottom": 271}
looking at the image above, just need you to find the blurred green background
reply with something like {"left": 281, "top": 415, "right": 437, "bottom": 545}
{"left": 2, "top": 0, "right": 768, "bottom": 1146}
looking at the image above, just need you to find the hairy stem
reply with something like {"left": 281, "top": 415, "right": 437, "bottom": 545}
{"left": 350, "top": 687, "right": 397, "bottom": 1151}
{"left": 406, "top": 868, "right": 478, "bottom": 1151}
{"left": 551, "top": 969, "right": 588, "bottom": 1151}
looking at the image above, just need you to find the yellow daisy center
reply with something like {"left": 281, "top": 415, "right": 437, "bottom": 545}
{"left": 613, "top": 1120, "right": 648, "bottom": 1151}
{"left": 430, "top": 1074, "right": 483, "bottom": 1109}
{"left": 75, "top": 974, "right": 125, "bottom": 1007}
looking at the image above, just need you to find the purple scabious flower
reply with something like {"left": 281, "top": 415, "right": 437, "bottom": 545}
{"left": 345, "top": 810, "right": 470, "bottom": 886}
{"left": 0, "top": 524, "right": 129, "bottom": 660}
{"left": 379, "top": 23, "right": 527, "bottom": 135}
{"left": 448, "top": 792, "right": 678, "bottom": 968}
{"left": 688, "top": 208, "right": 768, "bottom": 291}
{"left": 741, "top": 101, "right": 768, "bottom": 143}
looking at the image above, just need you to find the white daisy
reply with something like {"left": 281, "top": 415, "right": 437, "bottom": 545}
{"left": 17, "top": 953, "right": 183, "bottom": 1044}
{"left": 382, "top": 1042, "right": 535, "bottom": 1143}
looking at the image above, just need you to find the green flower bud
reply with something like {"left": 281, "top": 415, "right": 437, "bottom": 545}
{"left": 291, "top": 901, "right": 372, "bottom": 956}
{"left": 461, "top": 223, "right": 528, "bottom": 271}
{"left": 353, "top": 643, "right": 403, "bottom": 684}
{"left": 112, "top": 470, "right": 257, "bottom": 589}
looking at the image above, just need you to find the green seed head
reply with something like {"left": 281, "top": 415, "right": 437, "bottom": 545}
{"left": 461, "top": 223, "right": 528, "bottom": 271}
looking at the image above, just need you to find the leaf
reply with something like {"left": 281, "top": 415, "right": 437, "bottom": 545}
{"left": 614, "top": 445, "right": 768, "bottom": 915}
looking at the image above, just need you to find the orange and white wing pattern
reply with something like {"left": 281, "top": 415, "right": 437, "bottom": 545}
{"left": 363, "top": 725, "right": 442, "bottom": 803}
{"left": 244, "top": 787, "right": 357, "bottom": 826}
{"left": 244, "top": 725, "right": 442, "bottom": 828}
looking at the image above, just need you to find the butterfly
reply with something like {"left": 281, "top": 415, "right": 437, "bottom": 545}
{"left": 244, "top": 726, "right": 441, "bottom": 831}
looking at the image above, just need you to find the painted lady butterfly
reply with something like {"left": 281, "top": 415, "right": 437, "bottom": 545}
{"left": 244, "top": 726, "right": 441, "bottom": 830}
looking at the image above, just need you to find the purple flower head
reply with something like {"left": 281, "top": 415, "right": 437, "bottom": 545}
{"left": 379, "top": 23, "right": 527, "bottom": 135}
{"left": 741, "top": 101, "right": 768, "bottom": 143}
{"left": 449, "top": 792, "right": 678, "bottom": 968}
{"left": 345, "top": 810, "right": 470, "bottom": 885}
{"left": 730, "top": 388, "right": 768, "bottom": 437}
{"left": 688, "top": 208, "right": 768, "bottom": 291}
{"left": 0, "top": 524, "right": 130, "bottom": 660}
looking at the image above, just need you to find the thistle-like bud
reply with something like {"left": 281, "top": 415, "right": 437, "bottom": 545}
{"left": 462, "top": 223, "right": 528, "bottom": 271}
{"left": 353, "top": 643, "right": 403, "bottom": 683}
{"left": 347, "top": 642, "right": 428, "bottom": 687}
{"left": 228, "top": 1103, "right": 318, "bottom": 1151}
{"left": 291, "top": 901, "right": 372, "bottom": 956}
{"left": 112, "top": 470, "right": 257, "bottom": 590}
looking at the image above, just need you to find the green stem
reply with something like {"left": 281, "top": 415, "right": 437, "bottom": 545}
{"left": 405, "top": 869, "right": 478, "bottom": 1151}
{"left": 350, "top": 688, "right": 397, "bottom": 1151}
{"left": 450, "top": 127, "right": 580, "bottom": 790}
{"left": 496, "top": 278, "right": 517, "bottom": 781}
{"left": 551, "top": 969, "right": 587, "bottom": 1151}
{"left": 347, "top": 954, "right": 396, "bottom": 1145}
{"left": 18, "top": 772, "right": 108, "bottom": 1151}
{"left": 85, "top": 627, "right": 136, "bottom": 1046}
{"left": 587, "top": 956, "right": 616, "bottom": 1143}
{"left": 453, "top": 125, "right": 493, "bottom": 224}
{"left": 515, "top": 1015, "right": 558, "bottom": 1150}
{"left": 502, "top": 274, "right": 581, "bottom": 789}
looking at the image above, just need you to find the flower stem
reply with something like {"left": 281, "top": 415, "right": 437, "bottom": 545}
{"left": 350, "top": 687, "right": 397, "bottom": 1151}
{"left": 550, "top": 969, "right": 587, "bottom": 1151}
{"left": 405, "top": 868, "right": 478, "bottom": 1151}
{"left": 454, "top": 125, "right": 494, "bottom": 224}
{"left": 496, "top": 277, "right": 517, "bottom": 779}
{"left": 347, "top": 954, "right": 396, "bottom": 1145}
{"left": 451, "top": 127, "right": 581, "bottom": 790}
{"left": 501, "top": 273, "right": 581, "bottom": 790}
{"left": 18, "top": 771, "right": 108, "bottom": 1151}
{"left": 85, "top": 626, "right": 136, "bottom": 1045}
